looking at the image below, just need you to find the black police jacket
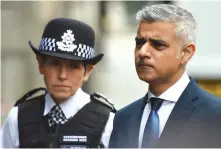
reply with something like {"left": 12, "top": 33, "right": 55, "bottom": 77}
{"left": 15, "top": 88, "right": 116, "bottom": 148}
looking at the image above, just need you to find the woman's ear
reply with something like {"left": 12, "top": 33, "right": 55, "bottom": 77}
{"left": 36, "top": 55, "right": 44, "bottom": 74}
{"left": 180, "top": 43, "right": 195, "bottom": 65}
{"left": 83, "top": 65, "right": 95, "bottom": 82}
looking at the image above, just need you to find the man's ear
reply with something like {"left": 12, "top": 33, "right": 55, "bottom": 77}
{"left": 180, "top": 43, "right": 195, "bottom": 65}
{"left": 36, "top": 55, "right": 44, "bottom": 74}
{"left": 83, "top": 65, "right": 95, "bottom": 82}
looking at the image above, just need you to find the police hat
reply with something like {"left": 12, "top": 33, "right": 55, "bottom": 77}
{"left": 29, "top": 18, "right": 103, "bottom": 65}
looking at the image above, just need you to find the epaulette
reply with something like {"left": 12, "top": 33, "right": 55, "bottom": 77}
{"left": 14, "top": 87, "right": 47, "bottom": 106}
{"left": 90, "top": 92, "right": 117, "bottom": 113}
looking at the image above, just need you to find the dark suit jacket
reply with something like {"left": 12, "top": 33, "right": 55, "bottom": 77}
{"left": 109, "top": 79, "right": 221, "bottom": 148}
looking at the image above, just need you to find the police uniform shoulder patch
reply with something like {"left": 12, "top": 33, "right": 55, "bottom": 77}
{"left": 14, "top": 87, "right": 47, "bottom": 106}
{"left": 90, "top": 92, "right": 117, "bottom": 113}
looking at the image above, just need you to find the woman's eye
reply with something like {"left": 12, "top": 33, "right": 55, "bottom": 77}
{"left": 70, "top": 63, "right": 81, "bottom": 69}
{"left": 47, "top": 60, "right": 60, "bottom": 66}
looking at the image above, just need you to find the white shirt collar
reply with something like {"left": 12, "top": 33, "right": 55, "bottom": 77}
{"left": 43, "top": 88, "right": 90, "bottom": 119}
{"left": 148, "top": 71, "right": 190, "bottom": 102}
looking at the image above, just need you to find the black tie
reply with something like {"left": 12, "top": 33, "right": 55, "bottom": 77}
{"left": 141, "top": 97, "right": 164, "bottom": 148}
{"left": 47, "top": 105, "right": 68, "bottom": 127}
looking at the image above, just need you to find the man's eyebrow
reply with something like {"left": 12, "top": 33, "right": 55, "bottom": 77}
{"left": 149, "top": 38, "right": 168, "bottom": 45}
{"left": 135, "top": 36, "right": 168, "bottom": 47}
{"left": 135, "top": 37, "right": 147, "bottom": 45}
{"left": 135, "top": 37, "right": 147, "bottom": 42}
{"left": 135, "top": 37, "right": 145, "bottom": 41}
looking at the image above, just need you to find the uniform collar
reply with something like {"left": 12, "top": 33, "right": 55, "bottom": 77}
{"left": 148, "top": 71, "right": 190, "bottom": 102}
{"left": 43, "top": 88, "right": 90, "bottom": 119}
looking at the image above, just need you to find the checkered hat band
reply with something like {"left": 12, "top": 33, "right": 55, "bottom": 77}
{"left": 75, "top": 44, "right": 94, "bottom": 59}
{"left": 38, "top": 38, "right": 94, "bottom": 59}
{"left": 39, "top": 38, "right": 56, "bottom": 52}
{"left": 48, "top": 105, "right": 68, "bottom": 127}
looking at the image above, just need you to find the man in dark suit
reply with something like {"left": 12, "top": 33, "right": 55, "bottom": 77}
{"left": 109, "top": 4, "right": 221, "bottom": 148}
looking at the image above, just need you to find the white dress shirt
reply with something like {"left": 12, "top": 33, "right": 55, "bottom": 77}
{"left": 0, "top": 88, "right": 115, "bottom": 148}
{"left": 138, "top": 72, "right": 190, "bottom": 148}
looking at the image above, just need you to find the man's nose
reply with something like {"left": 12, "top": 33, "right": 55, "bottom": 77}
{"left": 137, "top": 42, "right": 151, "bottom": 58}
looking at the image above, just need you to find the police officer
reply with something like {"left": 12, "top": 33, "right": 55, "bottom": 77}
{"left": 1, "top": 18, "right": 116, "bottom": 148}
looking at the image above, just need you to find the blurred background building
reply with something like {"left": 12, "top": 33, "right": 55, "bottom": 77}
{"left": 1, "top": 1, "right": 221, "bottom": 124}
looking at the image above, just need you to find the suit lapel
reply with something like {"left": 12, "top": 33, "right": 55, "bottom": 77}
{"left": 158, "top": 79, "right": 199, "bottom": 147}
{"left": 127, "top": 96, "right": 147, "bottom": 147}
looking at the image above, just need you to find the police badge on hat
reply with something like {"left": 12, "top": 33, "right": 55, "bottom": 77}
{"left": 28, "top": 18, "right": 103, "bottom": 65}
